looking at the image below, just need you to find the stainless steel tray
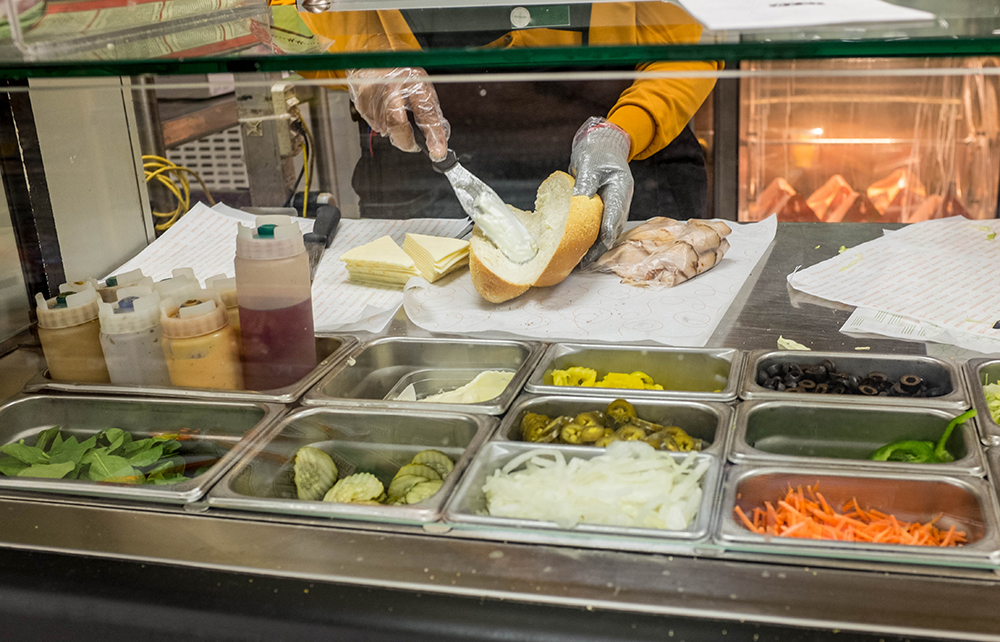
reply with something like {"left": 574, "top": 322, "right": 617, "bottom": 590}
{"left": 443, "top": 441, "right": 722, "bottom": 554}
{"left": 493, "top": 394, "right": 732, "bottom": 458}
{"left": 208, "top": 406, "right": 496, "bottom": 524}
{"left": 966, "top": 359, "right": 1000, "bottom": 445}
{"left": 741, "top": 350, "right": 969, "bottom": 410}
{"left": 0, "top": 394, "right": 284, "bottom": 504}
{"left": 524, "top": 343, "right": 744, "bottom": 402}
{"left": 729, "top": 400, "right": 986, "bottom": 476}
{"left": 24, "top": 334, "right": 358, "bottom": 404}
{"left": 301, "top": 337, "right": 544, "bottom": 415}
{"left": 716, "top": 465, "right": 1000, "bottom": 569}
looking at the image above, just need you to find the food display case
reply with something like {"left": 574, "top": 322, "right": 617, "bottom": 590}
{"left": 4, "top": 1, "right": 1000, "bottom": 640}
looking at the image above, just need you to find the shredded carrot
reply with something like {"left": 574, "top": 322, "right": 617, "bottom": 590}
{"left": 734, "top": 484, "right": 966, "bottom": 547}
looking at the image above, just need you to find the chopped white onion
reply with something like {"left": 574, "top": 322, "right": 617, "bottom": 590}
{"left": 483, "top": 441, "right": 709, "bottom": 531}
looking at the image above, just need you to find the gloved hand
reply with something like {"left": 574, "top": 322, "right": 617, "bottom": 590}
{"left": 569, "top": 117, "right": 634, "bottom": 266}
{"left": 346, "top": 67, "right": 451, "bottom": 161}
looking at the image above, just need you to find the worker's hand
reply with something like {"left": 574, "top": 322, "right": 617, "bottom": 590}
{"left": 569, "top": 117, "right": 634, "bottom": 266}
{"left": 346, "top": 67, "right": 450, "bottom": 161}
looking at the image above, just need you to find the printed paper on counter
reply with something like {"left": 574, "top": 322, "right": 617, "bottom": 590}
{"left": 842, "top": 306, "right": 1000, "bottom": 357}
{"left": 403, "top": 216, "right": 777, "bottom": 347}
{"left": 788, "top": 217, "right": 1000, "bottom": 341}
{"left": 109, "top": 202, "right": 468, "bottom": 334}
{"left": 677, "top": 0, "right": 934, "bottom": 32}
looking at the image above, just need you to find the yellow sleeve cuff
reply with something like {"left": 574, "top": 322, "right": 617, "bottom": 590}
{"left": 608, "top": 105, "right": 656, "bottom": 162}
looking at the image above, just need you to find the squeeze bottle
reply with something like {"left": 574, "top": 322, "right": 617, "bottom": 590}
{"left": 235, "top": 215, "right": 316, "bottom": 390}
{"left": 35, "top": 282, "right": 110, "bottom": 383}
{"left": 160, "top": 289, "right": 243, "bottom": 390}
{"left": 205, "top": 274, "right": 241, "bottom": 346}
{"left": 152, "top": 268, "right": 199, "bottom": 301}
{"left": 97, "top": 268, "right": 153, "bottom": 303}
{"left": 98, "top": 286, "right": 171, "bottom": 386}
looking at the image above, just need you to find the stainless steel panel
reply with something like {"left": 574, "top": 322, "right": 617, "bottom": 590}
{"left": 717, "top": 465, "right": 1000, "bottom": 568}
{"left": 494, "top": 394, "right": 731, "bottom": 458}
{"left": 444, "top": 441, "right": 721, "bottom": 554}
{"left": 208, "top": 406, "right": 495, "bottom": 524}
{"left": 742, "top": 350, "right": 969, "bottom": 410}
{"left": 0, "top": 394, "right": 283, "bottom": 504}
{"left": 730, "top": 400, "right": 986, "bottom": 476}
{"left": 524, "top": 343, "right": 744, "bottom": 402}
{"left": 302, "top": 337, "right": 544, "bottom": 415}
{"left": 24, "top": 335, "right": 358, "bottom": 404}
{"left": 966, "top": 359, "right": 1000, "bottom": 445}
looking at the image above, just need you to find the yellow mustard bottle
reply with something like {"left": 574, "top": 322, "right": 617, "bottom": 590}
{"left": 160, "top": 288, "right": 243, "bottom": 390}
{"left": 35, "top": 282, "right": 110, "bottom": 383}
{"left": 205, "top": 274, "right": 241, "bottom": 347}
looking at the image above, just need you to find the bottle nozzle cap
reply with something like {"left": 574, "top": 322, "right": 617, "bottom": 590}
{"left": 54, "top": 294, "right": 68, "bottom": 308}
{"left": 106, "top": 276, "right": 118, "bottom": 287}
{"left": 116, "top": 296, "right": 137, "bottom": 312}
{"left": 257, "top": 224, "right": 277, "bottom": 238}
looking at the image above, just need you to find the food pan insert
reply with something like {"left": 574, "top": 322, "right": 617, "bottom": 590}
{"left": 524, "top": 343, "right": 743, "bottom": 402}
{"left": 208, "top": 406, "right": 495, "bottom": 524}
{"left": 495, "top": 394, "right": 731, "bottom": 458}
{"left": 0, "top": 394, "right": 283, "bottom": 504}
{"left": 966, "top": 359, "right": 1000, "bottom": 445}
{"left": 730, "top": 400, "right": 985, "bottom": 476}
{"left": 443, "top": 442, "right": 721, "bottom": 554}
{"left": 742, "top": 351, "right": 969, "bottom": 410}
{"left": 24, "top": 335, "right": 358, "bottom": 404}
{"left": 302, "top": 337, "right": 544, "bottom": 415}
{"left": 717, "top": 466, "right": 1000, "bottom": 569}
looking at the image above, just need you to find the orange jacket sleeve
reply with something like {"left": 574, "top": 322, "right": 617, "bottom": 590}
{"left": 594, "top": 4, "right": 719, "bottom": 161}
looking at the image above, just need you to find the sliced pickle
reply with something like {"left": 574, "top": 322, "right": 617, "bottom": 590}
{"left": 293, "top": 446, "right": 338, "bottom": 501}
{"left": 402, "top": 479, "right": 444, "bottom": 505}
{"left": 387, "top": 474, "right": 429, "bottom": 503}
{"left": 394, "top": 463, "right": 442, "bottom": 482}
{"left": 324, "top": 472, "right": 384, "bottom": 503}
{"left": 411, "top": 450, "right": 454, "bottom": 479}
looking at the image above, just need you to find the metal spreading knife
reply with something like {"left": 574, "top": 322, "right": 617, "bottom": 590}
{"left": 407, "top": 112, "right": 538, "bottom": 263}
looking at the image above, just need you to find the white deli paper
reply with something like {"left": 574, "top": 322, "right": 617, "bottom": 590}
{"left": 110, "top": 202, "right": 468, "bottom": 333}
{"left": 677, "top": 0, "right": 934, "bottom": 32}
{"left": 843, "top": 307, "right": 1000, "bottom": 356}
{"left": 403, "top": 216, "right": 777, "bottom": 346}
{"left": 788, "top": 217, "right": 1000, "bottom": 342}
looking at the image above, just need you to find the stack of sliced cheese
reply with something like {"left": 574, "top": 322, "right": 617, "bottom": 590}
{"left": 402, "top": 233, "right": 469, "bottom": 283}
{"left": 339, "top": 236, "right": 422, "bottom": 287}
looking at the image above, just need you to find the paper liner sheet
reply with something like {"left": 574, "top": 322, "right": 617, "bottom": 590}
{"left": 109, "top": 202, "right": 468, "bottom": 333}
{"left": 788, "top": 217, "right": 1000, "bottom": 342}
{"left": 403, "top": 216, "right": 776, "bottom": 346}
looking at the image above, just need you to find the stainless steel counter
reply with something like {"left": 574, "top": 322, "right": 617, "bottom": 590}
{"left": 1, "top": 223, "right": 999, "bottom": 641}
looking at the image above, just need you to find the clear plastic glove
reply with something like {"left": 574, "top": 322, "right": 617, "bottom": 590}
{"left": 346, "top": 67, "right": 451, "bottom": 161}
{"left": 569, "top": 117, "right": 634, "bottom": 266}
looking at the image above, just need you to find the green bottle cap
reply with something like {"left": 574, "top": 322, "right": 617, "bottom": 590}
{"left": 257, "top": 224, "right": 277, "bottom": 238}
{"left": 106, "top": 276, "right": 118, "bottom": 286}
{"left": 54, "top": 294, "right": 68, "bottom": 308}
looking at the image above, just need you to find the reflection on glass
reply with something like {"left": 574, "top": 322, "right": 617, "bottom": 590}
{"left": 740, "top": 58, "right": 1000, "bottom": 222}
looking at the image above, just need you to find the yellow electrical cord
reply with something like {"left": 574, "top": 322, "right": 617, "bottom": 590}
{"left": 297, "top": 115, "right": 315, "bottom": 218}
{"left": 142, "top": 155, "right": 215, "bottom": 231}
{"left": 300, "top": 141, "right": 309, "bottom": 219}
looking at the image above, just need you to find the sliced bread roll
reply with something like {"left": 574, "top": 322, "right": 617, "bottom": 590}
{"left": 470, "top": 171, "right": 603, "bottom": 303}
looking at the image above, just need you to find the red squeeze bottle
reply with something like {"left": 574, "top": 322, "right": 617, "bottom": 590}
{"left": 235, "top": 215, "right": 317, "bottom": 391}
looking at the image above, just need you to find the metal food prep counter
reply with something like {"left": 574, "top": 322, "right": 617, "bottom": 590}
{"left": 1, "top": 223, "right": 998, "bottom": 642}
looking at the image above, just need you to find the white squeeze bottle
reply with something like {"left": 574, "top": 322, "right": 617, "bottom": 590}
{"left": 98, "top": 286, "right": 171, "bottom": 386}
{"left": 96, "top": 268, "right": 153, "bottom": 303}
{"left": 235, "top": 215, "right": 316, "bottom": 390}
{"left": 152, "top": 268, "right": 199, "bottom": 301}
